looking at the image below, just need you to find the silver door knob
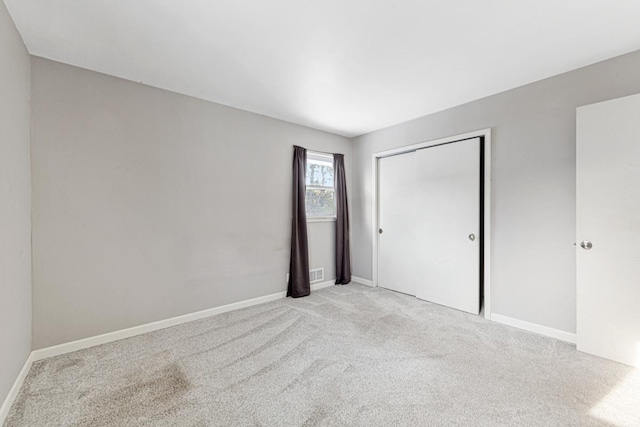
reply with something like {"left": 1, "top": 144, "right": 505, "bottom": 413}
{"left": 468, "top": 234, "right": 476, "bottom": 241}
{"left": 580, "top": 240, "right": 593, "bottom": 250}
{"left": 379, "top": 228, "right": 383, "bottom": 234}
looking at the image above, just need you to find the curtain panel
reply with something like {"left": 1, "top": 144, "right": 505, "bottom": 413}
{"left": 288, "top": 146, "right": 311, "bottom": 297}
{"left": 334, "top": 154, "right": 352, "bottom": 284}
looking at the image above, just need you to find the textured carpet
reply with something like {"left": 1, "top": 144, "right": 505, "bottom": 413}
{"left": 5, "top": 284, "right": 639, "bottom": 426}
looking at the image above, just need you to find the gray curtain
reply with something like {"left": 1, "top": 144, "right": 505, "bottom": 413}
{"left": 288, "top": 146, "right": 311, "bottom": 297}
{"left": 334, "top": 154, "right": 351, "bottom": 284}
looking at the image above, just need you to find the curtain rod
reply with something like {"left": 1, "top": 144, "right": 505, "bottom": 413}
{"left": 297, "top": 146, "right": 344, "bottom": 157}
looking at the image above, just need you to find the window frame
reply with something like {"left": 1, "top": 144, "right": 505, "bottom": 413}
{"left": 305, "top": 151, "right": 336, "bottom": 222}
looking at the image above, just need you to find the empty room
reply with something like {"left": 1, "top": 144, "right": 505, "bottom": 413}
{"left": 2, "top": 0, "right": 640, "bottom": 425}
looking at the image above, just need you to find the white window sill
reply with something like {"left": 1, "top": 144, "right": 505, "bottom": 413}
{"left": 307, "top": 217, "right": 337, "bottom": 223}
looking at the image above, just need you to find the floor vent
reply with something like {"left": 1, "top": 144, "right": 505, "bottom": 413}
{"left": 309, "top": 268, "right": 324, "bottom": 284}
{"left": 286, "top": 268, "right": 325, "bottom": 284}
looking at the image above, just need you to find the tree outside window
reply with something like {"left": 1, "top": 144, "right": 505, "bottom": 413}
{"left": 305, "top": 151, "right": 335, "bottom": 219}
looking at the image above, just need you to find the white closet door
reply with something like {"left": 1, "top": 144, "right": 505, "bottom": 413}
{"left": 378, "top": 152, "right": 417, "bottom": 295}
{"left": 414, "top": 138, "right": 481, "bottom": 314}
{"left": 577, "top": 93, "right": 640, "bottom": 367}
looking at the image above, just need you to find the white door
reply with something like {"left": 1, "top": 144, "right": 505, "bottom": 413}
{"left": 378, "top": 152, "right": 417, "bottom": 295}
{"left": 414, "top": 139, "right": 481, "bottom": 314}
{"left": 577, "top": 93, "right": 640, "bottom": 367}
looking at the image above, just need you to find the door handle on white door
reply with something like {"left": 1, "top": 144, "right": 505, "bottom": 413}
{"left": 580, "top": 240, "right": 593, "bottom": 250}
{"left": 468, "top": 234, "right": 476, "bottom": 241}
{"left": 379, "top": 228, "right": 383, "bottom": 234}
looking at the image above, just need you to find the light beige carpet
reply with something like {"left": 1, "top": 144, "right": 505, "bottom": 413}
{"left": 4, "top": 284, "right": 638, "bottom": 426}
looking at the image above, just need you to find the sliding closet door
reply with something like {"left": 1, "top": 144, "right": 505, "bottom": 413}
{"left": 577, "top": 93, "right": 640, "bottom": 367}
{"left": 414, "top": 138, "right": 481, "bottom": 314}
{"left": 378, "top": 153, "right": 417, "bottom": 295}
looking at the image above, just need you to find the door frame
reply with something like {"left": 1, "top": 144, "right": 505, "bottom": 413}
{"left": 371, "top": 128, "right": 493, "bottom": 319}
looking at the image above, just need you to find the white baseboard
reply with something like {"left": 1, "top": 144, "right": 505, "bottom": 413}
{"left": 310, "top": 280, "right": 335, "bottom": 291}
{"left": 352, "top": 276, "right": 374, "bottom": 287}
{"left": 32, "top": 280, "right": 338, "bottom": 362}
{"left": 491, "top": 313, "right": 576, "bottom": 344}
{"left": 0, "top": 352, "right": 34, "bottom": 425}
{"left": 32, "top": 290, "right": 290, "bottom": 361}
{"left": 2, "top": 281, "right": 338, "bottom": 418}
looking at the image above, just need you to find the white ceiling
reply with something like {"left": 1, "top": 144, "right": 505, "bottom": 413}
{"left": 6, "top": 1, "right": 640, "bottom": 137}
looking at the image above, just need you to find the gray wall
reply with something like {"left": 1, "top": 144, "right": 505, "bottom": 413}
{"left": 0, "top": 1, "right": 32, "bottom": 406}
{"left": 352, "top": 50, "right": 640, "bottom": 334}
{"left": 31, "top": 57, "right": 351, "bottom": 349}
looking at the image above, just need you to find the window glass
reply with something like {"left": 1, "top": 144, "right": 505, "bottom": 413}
{"left": 305, "top": 152, "right": 335, "bottom": 218}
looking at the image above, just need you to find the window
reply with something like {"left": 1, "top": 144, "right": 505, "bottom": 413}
{"left": 305, "top": 151, "right": 335, "bottom": 220}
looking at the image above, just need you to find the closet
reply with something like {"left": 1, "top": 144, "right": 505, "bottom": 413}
{"left": 377, "top": 137, "right": 483, "bottom": 315}
{"left": 576, "top": 93, "right": 640, "bottom": 367}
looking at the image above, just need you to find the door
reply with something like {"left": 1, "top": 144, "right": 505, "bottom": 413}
{"left": 577, "top": 93, "right": 640, "bottom": 367}
{"left": 378, "top": 152, "right": 417, "bottom": 295}
{"left": 414, "top": 139, "right": 481, "bottom": 314}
